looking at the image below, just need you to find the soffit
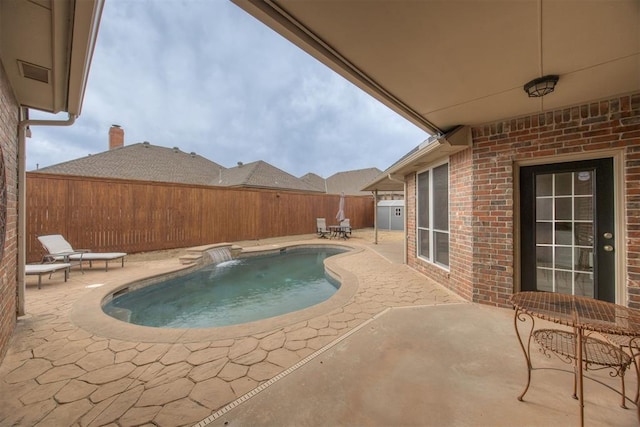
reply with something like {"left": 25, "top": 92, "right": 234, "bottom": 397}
{"left": 0, "top": 0, "right": 103, "bottom": 116}
{"left": 234, "top": 0, "right": 640, "bottom": 134}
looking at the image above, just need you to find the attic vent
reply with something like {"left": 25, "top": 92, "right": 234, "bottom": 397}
{"left": 173, "top": 147, "right": 179, "bottom": 153}
{"left": 190, "top": 152, "right": 196, "bottom": 157}
{"left": 18, "top": 61, "right": 50, "bottom": 84}
{"left": 143, "top": 141, "right": 150, "bottom": 147}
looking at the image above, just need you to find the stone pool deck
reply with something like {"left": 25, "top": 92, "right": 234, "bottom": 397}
{"left": 1, "top": 230, "right": 638, "bottom": 426}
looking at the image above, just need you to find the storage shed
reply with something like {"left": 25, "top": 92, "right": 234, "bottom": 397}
{"left": 377, "top": 200, "right": 404, "bottom": 231}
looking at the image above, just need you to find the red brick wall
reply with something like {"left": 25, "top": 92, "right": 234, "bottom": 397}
{"left": 0, "top": 61, "right": 20, "bottom": 360}
{"left": 627, "top": 143, "right": 640, "bottom": 308}
{"left": 449, "top": 148, "right": 475, "bottom": 300}
{"left": 472, "top": 93, "right": 640, "bottom": 307}
{"left": 405, "top": 92, "right": 640, "bottom": 308}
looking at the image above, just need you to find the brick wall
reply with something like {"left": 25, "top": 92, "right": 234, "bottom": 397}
{"left": 471, "top": 93, "right": 640, "bottom": 307}
{"left": 0, "top": 61, "right": 19, "bottom": 360}
{"left": 405, "top": 92, "right": 640, "bottom": 308}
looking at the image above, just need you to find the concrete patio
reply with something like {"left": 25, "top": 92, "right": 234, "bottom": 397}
{"left": 1, "top": 230, "right": 638, "bottom": 426}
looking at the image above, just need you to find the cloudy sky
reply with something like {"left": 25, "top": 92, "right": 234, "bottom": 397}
{"left": 28, "top": 0, "right": 429, "bottom": 178}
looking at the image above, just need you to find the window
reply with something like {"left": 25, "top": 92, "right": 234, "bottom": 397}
{"left": 417, "top": 163, "right": 449, "bottom": 267}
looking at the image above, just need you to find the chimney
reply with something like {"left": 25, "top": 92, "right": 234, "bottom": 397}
{"left": 109, "top": 125, "right": 124, "bottom": 150}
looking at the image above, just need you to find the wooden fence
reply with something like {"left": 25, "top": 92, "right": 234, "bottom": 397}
{"left": 26, "top": 173, "right": 375, "bottom": 263}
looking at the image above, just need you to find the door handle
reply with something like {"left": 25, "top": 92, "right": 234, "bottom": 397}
{"left": 603, "top": 245, "right": 614, "bottom": 252}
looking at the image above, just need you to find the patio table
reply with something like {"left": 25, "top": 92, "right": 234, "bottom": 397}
{"left": 328, "top": 225, "right": 349, "bottom": 239}
{"left": 511, "top": 291, "right": 640, "bottom": 426}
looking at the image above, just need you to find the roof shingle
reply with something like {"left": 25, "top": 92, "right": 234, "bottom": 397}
{"left": 215, "top": 161, "right": 323, "bottom": 192}
{"left": 36, "top": 142, "right": 225, "bottom": 185}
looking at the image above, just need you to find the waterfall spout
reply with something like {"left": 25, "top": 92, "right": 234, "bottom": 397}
{"left": 205, "top": 246, "right": 233, "bottom": 265}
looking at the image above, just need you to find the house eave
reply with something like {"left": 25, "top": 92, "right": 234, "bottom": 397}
{"left": 362, "top": 126, "right": 471, "bottom": 192}
{"left": 231, "top": 0, "right": 444, "bottom": 135}
{"left": 0, "top": 0, "right": 104, "bottom": 116}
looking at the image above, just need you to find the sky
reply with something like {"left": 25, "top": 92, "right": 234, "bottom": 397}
{"left": 28, "top": 0, "right": 429, "bottom": 178}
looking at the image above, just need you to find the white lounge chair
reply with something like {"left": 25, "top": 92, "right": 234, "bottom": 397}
{"left": 316, "top": 218, "right": 330, "bottom": 238}
{"left": 25, "top": 263, "right": 71, "bottom": 289}
{"left": 37, "top": 234, "right": 126, "bottom": 272}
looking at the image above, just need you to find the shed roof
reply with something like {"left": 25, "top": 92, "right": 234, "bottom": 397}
{"left": 378, "top": 200, "right": 404, "bottom": 207}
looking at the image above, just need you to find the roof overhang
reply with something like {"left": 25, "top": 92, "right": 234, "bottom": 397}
{"left": 0, "top": 0, "right": 104, "bottom": 116}
{"left": 363, "top": 126, "right": 472, "bottom": 192}
{"left": 233, "top": 0, "right": 640, "bottom": 135}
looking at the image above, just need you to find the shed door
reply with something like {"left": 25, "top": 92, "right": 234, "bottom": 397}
{"left": 520, "top": 158, "right": 615, "bottom": 302}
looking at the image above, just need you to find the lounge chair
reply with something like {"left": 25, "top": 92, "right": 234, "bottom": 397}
{"left": 316, "top": 218, "right": 330, "bottom": 238}
{"left": 25, "top": 263, "right": 72, "bottom": 289}
{"left": 37, "top": 234, "right": 126, "bottom": 272}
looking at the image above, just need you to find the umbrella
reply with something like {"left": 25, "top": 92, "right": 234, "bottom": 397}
{"left": 336, "top": 192, "right": 345, "bottom": 222}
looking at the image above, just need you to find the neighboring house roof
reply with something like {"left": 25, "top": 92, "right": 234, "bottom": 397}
{"left": 325, "top": 167, "right": 382, "bottom": 195}
{"left": 215, "top": 161, "right": 323, "bottom": 192}
{"left": 35, "top": 142, "right": 226, "bottom": 185}
{"left": 35, "top": 139, "right": 386, "bottom": 194}
{"left": 300, "top": 172, "right": 327, "bottom": 192}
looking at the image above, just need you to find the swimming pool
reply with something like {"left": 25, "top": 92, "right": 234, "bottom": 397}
{"left": 103, "top": 246, "right": 346, "bottom": 328}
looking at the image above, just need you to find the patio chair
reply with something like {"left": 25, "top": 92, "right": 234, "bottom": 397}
{"left": 316, "top": 218, "right": 330, "bottom": 238}
{"left": 37, "top": 234, "right": 126, "bottom": 272}
{"left": 340, "top": 218, "right": 352, "bottom": 237}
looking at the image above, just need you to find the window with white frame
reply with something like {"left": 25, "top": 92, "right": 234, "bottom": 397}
{"left": 417, "top": 162, "right": 449, "bottom": 268}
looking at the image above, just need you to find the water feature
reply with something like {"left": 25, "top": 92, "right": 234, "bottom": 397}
{"left": 103, "top": 246, "right": 346, "bottom": 328}
{"left": 205, "top": 246, "right": 232, "bottom": 265}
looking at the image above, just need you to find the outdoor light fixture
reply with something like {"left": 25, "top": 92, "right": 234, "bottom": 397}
{"left": 523, "top": 75, "right": 559, "bottom": 97}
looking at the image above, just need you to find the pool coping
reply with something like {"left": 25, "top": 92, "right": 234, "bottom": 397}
{"left": 69, "top": 241, "right": 361, "bottom": 343}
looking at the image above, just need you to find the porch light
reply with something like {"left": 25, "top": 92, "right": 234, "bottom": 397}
{"left": 523, "top": 75, "right": 559, "bottom": 97}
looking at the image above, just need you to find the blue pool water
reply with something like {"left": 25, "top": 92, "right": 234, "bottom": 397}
{"left": 103, "top": 247, "right": 345, "bottom": 328}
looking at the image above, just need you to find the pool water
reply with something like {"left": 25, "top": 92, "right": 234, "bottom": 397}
{"left": 103, "top": 247, "right": 345, "bottom": 328}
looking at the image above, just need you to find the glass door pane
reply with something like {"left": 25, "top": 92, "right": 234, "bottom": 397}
{"left": 534, "top": 170, "right": 594, "bottom": 297}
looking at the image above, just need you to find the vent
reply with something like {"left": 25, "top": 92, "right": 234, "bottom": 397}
{"left": 18, "top": 61, "right": 50, "bottom": 84}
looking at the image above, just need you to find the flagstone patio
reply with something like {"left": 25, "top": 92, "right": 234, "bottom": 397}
{"left": 1, "top": 230, "right": 638, "bottom": 426}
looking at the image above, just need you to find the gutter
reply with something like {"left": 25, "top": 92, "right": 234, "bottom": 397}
{"left": 16, "top": 113, "right": 76, "bottom": 315}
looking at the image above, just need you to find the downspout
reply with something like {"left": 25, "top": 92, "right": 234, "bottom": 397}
{"left": 17, "top": 113, "right": 76, "bottom": 315}
{"left": 387, "top": 173, "right": 407, "bottom": 264}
